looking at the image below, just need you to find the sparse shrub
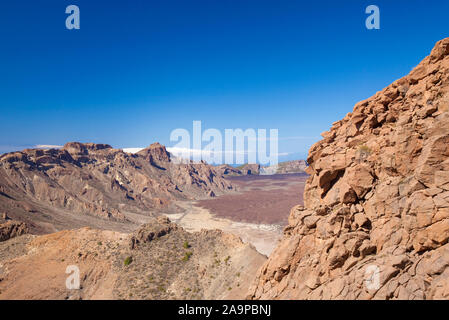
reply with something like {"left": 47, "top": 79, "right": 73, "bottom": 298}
{"left": 183, "top": 241, "right": 190, "bottom": 249}
{"left": 124, "top": 256, "right": 133, "bottom": 266}
{"left": 236, "top": 272, "right": 240, "bottom": 277}
{"left": 97, "top": 241, "right": 102, "bottom": 246}
{"left": 182, "top": 251, "right": 193, "bottom": 261}
{"left": 224, "top": 256, "right": 230, "bottom": 263}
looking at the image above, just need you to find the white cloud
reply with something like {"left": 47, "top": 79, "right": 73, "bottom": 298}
{"left": 122, "top": 147, "right": 144, "bottom": 153}
{"left": 122, "top": 146, "right": 290, "bottom": 158}
{"left": 35, "top": 144, "right": 63, "bottom": 149}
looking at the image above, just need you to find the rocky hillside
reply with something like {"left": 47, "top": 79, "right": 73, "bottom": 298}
{"left": 0, "top": 142, "right": 233, "bottom": 234}
{"left": 0, "top": 216, "right": 265, "bottom": 300}
{"left": 0, "top": 213, "right": 28, "bottom": 242}
{"left": 216, "top": 164, "right": 261, "bottom": 176}
{"left": 217, "top": 161, "right": 307, "bottom": 176}
{"left": 262, "top": 160, "right": 308, "bottom": 175}
{"left": 248, "top": 38, "right": 449, "bottom": 299}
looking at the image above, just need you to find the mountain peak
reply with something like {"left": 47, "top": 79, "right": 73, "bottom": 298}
{"left": 137, "top": 142, "right": 171, "bottom": 163}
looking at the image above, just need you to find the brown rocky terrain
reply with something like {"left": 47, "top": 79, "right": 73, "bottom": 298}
{"left": 248, "top": 38, "right": 449, "bottom": 300}
{"left": 170, "top": 174, "right": 307, "bottom": 256}
{"left": 197, "top": 174, "right": 307, "bottom": 225}
{"left": 0, "top": 216, "right": 265, "bottom": 300}
{"left": 0, "top": 213, "right": 28, "bottom": 242}
{"left": 215, "top": 164, "right": 245, "bottom": 176}
{"left": 216, "top": 164, "right": 261, "bottom": 176}
{"left": 217, "top": 161, "right": 307, "bottom": 176}
{"left": 238, "top": 164, "right": 261, "bottom": 175}
{"left": 0, "top": 142, "right": 233, "bottom": 234}
{"left": 270, "top": 160, "right": 308, "bottom": 175}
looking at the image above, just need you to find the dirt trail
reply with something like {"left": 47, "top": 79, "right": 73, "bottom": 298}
{"left": 166, "top": 201, "right": 283, "bottom": 256}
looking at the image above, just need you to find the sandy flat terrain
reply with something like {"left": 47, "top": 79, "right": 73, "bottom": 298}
{"left": 165, "top": 201, "right": 283, "bottom": 256}
{"left": 196, "top": 173, "right": 308, "bottom": 225}
{"left": 165, "top": 174, "right": 308, "bottom": 256}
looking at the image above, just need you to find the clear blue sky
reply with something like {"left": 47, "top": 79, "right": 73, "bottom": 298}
{"left": 1, "top": 0, "right": 448, "bottom": 160}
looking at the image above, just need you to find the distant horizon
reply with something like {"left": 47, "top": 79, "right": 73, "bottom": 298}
{"left": 0, "top": 142, "right": 309, "bottom": 164}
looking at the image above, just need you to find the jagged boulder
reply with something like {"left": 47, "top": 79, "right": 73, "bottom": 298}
{"left": 129, "top": 216, "right": 178, "bottom": 249}
{"left": 0, "top": 220, "right": 28, "bottom": 242}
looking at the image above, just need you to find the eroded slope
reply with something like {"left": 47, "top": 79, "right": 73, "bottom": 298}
{"left": 0, "top": 216, "right": 265, "bottom": 300}
{"left": 0, "top": 142, "right": 233, "bottom": 233}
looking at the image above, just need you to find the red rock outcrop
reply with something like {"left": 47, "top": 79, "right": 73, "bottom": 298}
{"left": 0, "top": 219, "right": 28, "bottom": 242}
{"left": 0, "top": 142, "right": 233, "bottom": 233}
{"left": 248, "top": 38, "right": 449, "bottom": 300}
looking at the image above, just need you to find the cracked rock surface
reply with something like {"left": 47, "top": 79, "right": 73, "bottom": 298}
{"left": 248, "top": 38, "right": 449, "bottom": 300}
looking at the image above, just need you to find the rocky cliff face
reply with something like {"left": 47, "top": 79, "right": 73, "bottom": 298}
{"left": 0, "top": 216, "right": 265, "bottom": 300}
{"left": 248, "top": 38, "right": 449, "bottom": 300}
{"left": 0, "top": 142, "right": 233, "bottom": 233}
{"left": 0, "top": 215, "right": 28, "bottom": 242}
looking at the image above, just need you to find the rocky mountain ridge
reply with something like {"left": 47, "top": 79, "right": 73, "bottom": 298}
{"left": 0, "top": 142, "right": 233, "bottom": 233}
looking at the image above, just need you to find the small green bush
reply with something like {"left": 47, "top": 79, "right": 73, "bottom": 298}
{"left": 124, "top": 256, "right": 133, "bottom": 266}
{"left": 182, "top": 251, "right": 193, "bottom": 261}
{"left": 183, "top": 241, "right": 190, "bottom": 249}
